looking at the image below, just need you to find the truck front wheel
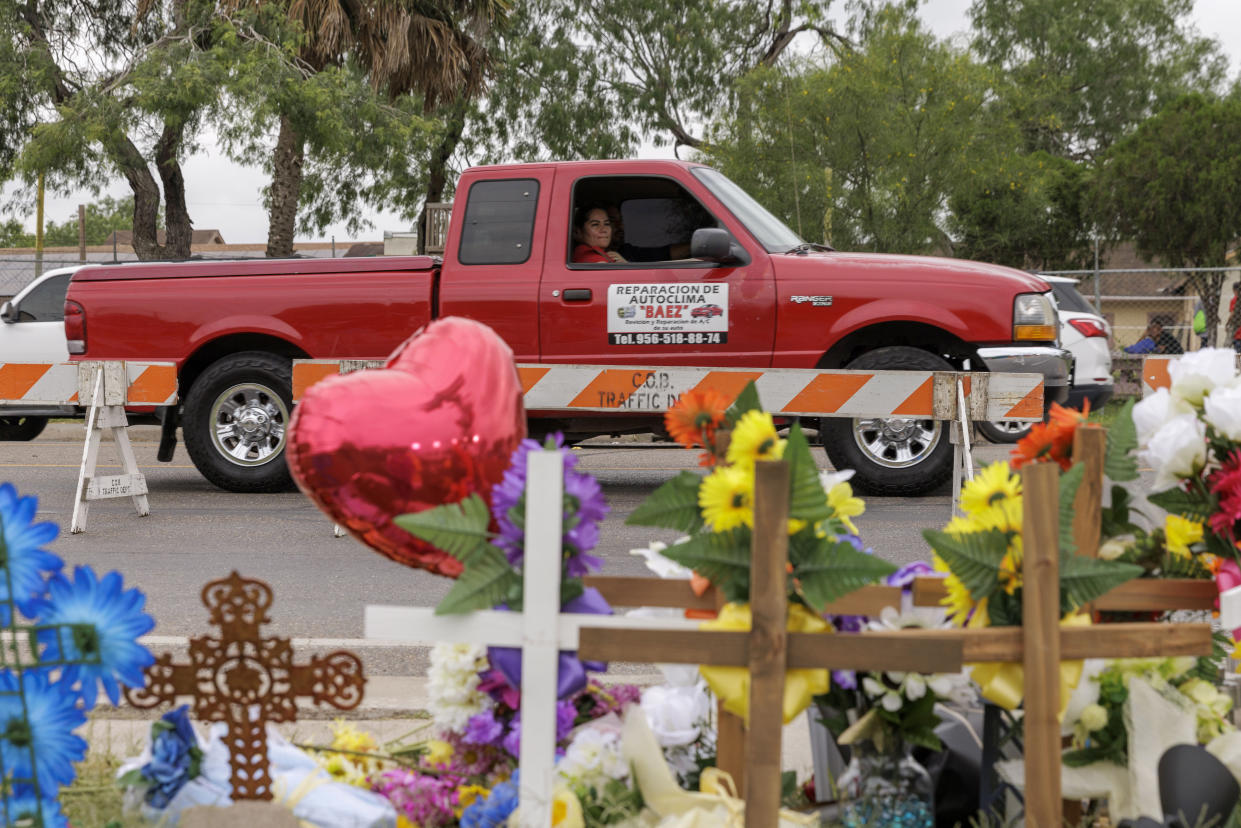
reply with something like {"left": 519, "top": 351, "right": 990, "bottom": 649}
{"left": 182, "top": 352, "right": 294, "bottom": 492}
{"left": 820, "top": 346, "right": 954, "bottom": 496}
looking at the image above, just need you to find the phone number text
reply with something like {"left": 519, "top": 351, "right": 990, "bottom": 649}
{"left": 609, "top": 332, "right": 727, "bottom": 346}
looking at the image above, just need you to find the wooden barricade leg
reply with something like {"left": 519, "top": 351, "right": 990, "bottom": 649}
{"left": 1021, "top": 462, "right": 1061, "bottom": 826}
{"left": 70, "top": 365, "right": 150, "bottom": 534}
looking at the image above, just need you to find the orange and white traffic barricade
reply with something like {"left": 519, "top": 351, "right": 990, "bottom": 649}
{"left": 0, "top": 361, "right": 177, "bottom": 532}
{"left": 294, "top": 360, "right": 1044, "bottom": 518}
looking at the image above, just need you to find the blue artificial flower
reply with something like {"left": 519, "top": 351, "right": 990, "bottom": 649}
{"left": 0, "top": 483, "right": 63, "bottom": 623}
{"left": 460, "top": 770, "right": 520, "bottom": 828}
{"left": 0, "top": 669, "right": 87, "bottom": 794}
{"left": 1, "top": 786, "right": 68, "bottom": 828}
{"left": 140, "top": 705, "right": 202, "bottom": 809}
{"left": 34, "top": 566, "right": 155, "bottom": 706}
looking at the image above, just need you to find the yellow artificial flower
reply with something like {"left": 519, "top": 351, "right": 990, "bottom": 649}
{"left": 969, "top": 497, "right": 1023, "bottom": 534}
{"left": 699, "top": 465, "right": 754, "bottom": 531}
{"left": 827, "top": 480, "right": 865, "bottom": 534}
{"left": 552, "top": 787, "right": 586, "bottom": 827}
{"left": 998, "top": 550, "right": 1022, "bottom": 595}
{"left": 725, "top": 410, "right": 785, "bottom": 468}
{"left": 1165, "top": 514, "right": 1204, "bottom": 558}
{"left": 944, "top": 514, "right": 980, "bottom": 535}
{"left": 934, "top": 554, "right": 977, "bottom": 626}
{"left": 328, "top": 720, "right": 378, "bottom": 771}
{"left": 424, "top": 739, "right": 453, "bottom": 767}
{"left": 397, "top": 817, "right": 420, "bottom": 828}
{"left": 960, "top": 461, "right": 1021, "bottom": 517}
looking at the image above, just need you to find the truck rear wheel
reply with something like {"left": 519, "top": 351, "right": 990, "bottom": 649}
{"left": 0, "top": 415, "right": 48, "bottom": 442}
{"left": 182, "top": 352, "right": 294, "bottom": 492}
{"left": 820, "top": 346, "right": 954, "bottom": 496}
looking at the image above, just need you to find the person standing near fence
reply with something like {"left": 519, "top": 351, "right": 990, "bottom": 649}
{"left": 1231, "top": 282, "right": 1241, "bottom": 354}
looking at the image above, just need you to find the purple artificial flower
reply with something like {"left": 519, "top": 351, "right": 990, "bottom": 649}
{"left": 832, "top": 670, "right": 858, "bottom": 690}
{"left": 463, "top": 711, "right": 504, "bottom": 746}
{"left": 831, "top": 614, "right": 865, "bottom": 633}
{"left": 372, "top": 768, "right": 462, "bottom": 827}
{"left": 886, "top": 560, "right": 935, "bottom": 591}
{"left": 556, "top": 700, "right": 577, "bottom": 742}
{"left": 488, "top": 587, "right": 612, "bottom": 699}
{"left": 477, "top": 669, "right": 521, "bottom": 710}
{"left": 502, "top": 714, "right": 521, "bottom": 758}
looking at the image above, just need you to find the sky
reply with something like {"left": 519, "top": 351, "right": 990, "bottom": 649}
{"left": 7, "top": 0, "right": 1241, "bottom": 247}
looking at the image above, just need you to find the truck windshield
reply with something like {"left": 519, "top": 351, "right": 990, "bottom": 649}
{"left": 691, "top": 167, "right": 803, "bottom": 253}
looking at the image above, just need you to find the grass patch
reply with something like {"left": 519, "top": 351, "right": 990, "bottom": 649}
{"left": 61, "top": 750, "right": 138, "bottom": 828}
{"left": 1087, "top": 397, "right": 1132, "bottom": 431}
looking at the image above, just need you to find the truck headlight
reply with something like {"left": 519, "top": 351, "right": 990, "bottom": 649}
{"left": 1013, "top": 292, "right": 1057, "bottom": 341}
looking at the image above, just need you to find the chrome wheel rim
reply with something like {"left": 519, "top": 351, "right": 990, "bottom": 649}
{"left": 851, "top": 417, "right": 942, "bottom": 469}
{"left": 990, "top": 420, "right": 1032, "bottom": 436}
{"left": 208, "top": 382, "right": 289, "bottom": 467}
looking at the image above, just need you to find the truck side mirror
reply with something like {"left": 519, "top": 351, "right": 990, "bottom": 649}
{"left": 691, "top": 228, "right": 737, "bottom": 263}
{"left": 0, "top": 301, "right": 15, "bottom": 324}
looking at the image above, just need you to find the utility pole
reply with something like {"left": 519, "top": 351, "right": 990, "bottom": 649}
{"left": 35, "top": 173, "right": 45, "bottom": 278}
{"left": 78, "top": 204, "right": 86, "bottom": 263}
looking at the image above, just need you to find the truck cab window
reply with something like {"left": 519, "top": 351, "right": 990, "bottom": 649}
{"left": 458, "top": 179, "right": 540, "bottom": 265}
{"left": 16, "top": 274, "right": 71, "bottom": 322}
{"left": 569, "top": 177, "right": 718, "bottom": 267}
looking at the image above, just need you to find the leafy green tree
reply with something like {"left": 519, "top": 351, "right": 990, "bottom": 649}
{"left": 0, "top": 217, "right": 32, "bottom": 247}
{"left": 214, "top": 0, "right": 503, "bottom": 257}
{"left": 704, "top": 5, "right": 1012, "bottom": 254}
{"left": 2, "top": 0, "right": 225, "bottom": 260}
{"left": 968, "top": 0, "right": 1228, "bottom": 162}
{"left": 1093, "top": 93, "right": 1241, "bottom": 345}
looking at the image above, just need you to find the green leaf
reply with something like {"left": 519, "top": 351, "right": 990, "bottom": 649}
{"left": 1147, "top": 487, "right": 1216, "bottom": 522}
{"left": 117, "top": 768, "right": 146, "bottom": 788}
{"left": 786, "top": 422, "right": 833, "bottom": 523}
{"left": 434, "top": 544, "right": 523, "bottom": 615}
{"left": 394, "top": 495, "right": 494, "bottom": 563}
{"left": 921, "top": 528, "right": 1010, "bottom": 601}
{"left": 724, "top": 381, "right": 762, "bottom": 426}
{"left": 625, "top": 471, "right": 706, "bottom": 532}
{"left": 1100, "top": 484, "right": 1144, "bottom": 538}
{"left": 1058, "top": 462, "right": 1085, "bottom": 555}
{"left": 1104, "top": 398, "right": 1139, "bottom": 482}
{"left": 560, "top": 578, "right": 584, "bottom": 608}
{"left": 793, "top": 533, "right": 896, "bottom": 612}
{"left": 659, "top": 529, "right": 752, "bottom": 598}
{"left": 1059, "top": 554, "right": 1143, "bottom": 615}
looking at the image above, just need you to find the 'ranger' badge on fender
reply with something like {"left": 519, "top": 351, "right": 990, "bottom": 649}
{"left": 791, "top": 295, "right": 833, "bottom": 306}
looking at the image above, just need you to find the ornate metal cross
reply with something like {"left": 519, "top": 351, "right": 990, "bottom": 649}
{"left": 125, "top": 572, "right": 365, "bottom": 800}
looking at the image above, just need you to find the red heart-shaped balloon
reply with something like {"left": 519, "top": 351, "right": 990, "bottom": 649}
{"left": 286, "top": 317, "right": 527, "bottom": 576}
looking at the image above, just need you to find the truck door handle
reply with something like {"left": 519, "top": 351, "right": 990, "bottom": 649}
{"left": 563, "top": 289, "right": 592, "bottom": 302}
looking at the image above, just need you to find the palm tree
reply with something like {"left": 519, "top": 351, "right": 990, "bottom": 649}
{"left": 216, "top": 0, "right": 504, "bottom": 257}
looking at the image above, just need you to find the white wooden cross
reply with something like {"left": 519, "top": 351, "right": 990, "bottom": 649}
{"left": 365, "top": 450, "right": 700, "bottom": 826}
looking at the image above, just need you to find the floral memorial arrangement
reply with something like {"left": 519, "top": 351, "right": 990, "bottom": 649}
{"left": 0, "top": 483, "right": 155, "bottom": 827}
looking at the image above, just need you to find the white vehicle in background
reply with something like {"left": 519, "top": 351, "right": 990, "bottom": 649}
{"left": 0, "top": 265, "right": 80, "bottom": 440}
{"left": 977, "top": 275, "right": 1114, "bottom": 443}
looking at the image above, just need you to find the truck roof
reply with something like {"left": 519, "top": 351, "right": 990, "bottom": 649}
{"left": 461, "top": 158, "right": 703, "bottom": 175}
{"left": 70, "top": 255, "right": 437, "bottom": 281}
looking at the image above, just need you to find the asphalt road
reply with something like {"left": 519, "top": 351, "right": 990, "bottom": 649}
{"left": 2, "top": 424, "right": 1015, "bottom": 679}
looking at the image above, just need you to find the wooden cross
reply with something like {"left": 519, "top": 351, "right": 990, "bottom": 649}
{"left": 125, "top": 572, "right": 366, "bottom": 800}
{"left": 576, "top": 460, "right": 966, "bottom": 827}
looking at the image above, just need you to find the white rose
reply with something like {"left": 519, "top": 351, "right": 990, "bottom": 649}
{"left": 1204, "top": 384, "right": 1241, "bottom": 442}
{"left": 1169, "top": 348, "right": 1241, "bottom": 406}
{"left": 640, "top": 684, "right": 711, "bottom": 747}
{"left": 1141, "top": 413, "right": 1207, "bottom": 491}
{"left": 1080, "top": 704, "right": 1109, "bottom": 732}
{"left": 1097, "top": 535, "right": 1134, "bottom": 561}
{"left": 1061, "top": 659, "right": 1105, "bottom": 736}
{"left": 1132, "top": 388, "right": 1194, "bottom": 446}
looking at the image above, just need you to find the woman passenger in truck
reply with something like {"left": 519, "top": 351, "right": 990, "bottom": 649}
{"left": 571, "top": 205, "right": 627, "bottom": 263}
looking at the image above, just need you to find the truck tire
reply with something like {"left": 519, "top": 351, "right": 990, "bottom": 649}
{"left": 974, "top": 419, "right": 1033, "bottom": 444}
{"left": 821, "top": 346, "right": 954, "bottom": 496}
{"left": 0, "top": 415, "right": 48, "bottom": 442}
{"left": 182, "top": 352, "right": 294, "bottom": 492}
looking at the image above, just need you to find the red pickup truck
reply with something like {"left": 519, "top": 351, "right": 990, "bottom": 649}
{"left": 64, "top": 159, "right": 1069, "bottom": 496}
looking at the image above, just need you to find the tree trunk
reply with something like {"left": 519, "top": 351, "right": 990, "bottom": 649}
{"left": 416, "top": 98, "right": 468, "bottom": 255}
{"left": 155, "top": 121, "right": 193, "bottom": 260}
{"left": 266, "top": 115, "right": 305, "bottom": 259}
{"left": 106, "top": 132, "right": 165, "bottom": 261}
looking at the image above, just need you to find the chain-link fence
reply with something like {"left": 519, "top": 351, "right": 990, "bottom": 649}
{"left": 1039, "top": 266, "right": 1241, "bottom": 396}
{"left": 0, "top": 246, "right": 345, "bottom": 299}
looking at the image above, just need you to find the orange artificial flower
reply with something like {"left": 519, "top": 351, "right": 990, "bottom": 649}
{"left": 1011, "top": 421, "right": 1067, "bottom": 470}
{"left": 665, "top": 389, "right": 729, "bottom": 456}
